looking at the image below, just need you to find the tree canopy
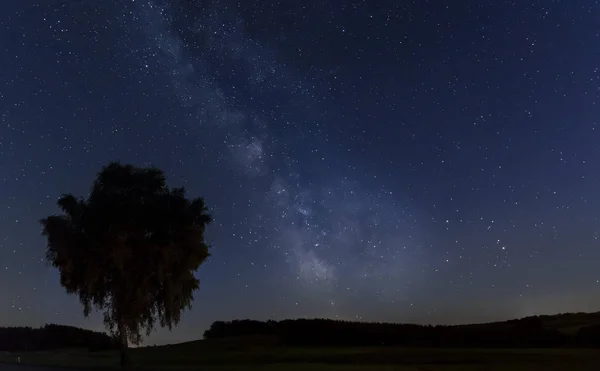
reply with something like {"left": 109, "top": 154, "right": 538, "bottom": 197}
{"left": 40, "top": 162, "right": 212, "bottom": 366}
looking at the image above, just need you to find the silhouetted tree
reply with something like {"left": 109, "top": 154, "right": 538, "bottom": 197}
{"left": 40, "top": 162, "right": 212, "bottom": 367}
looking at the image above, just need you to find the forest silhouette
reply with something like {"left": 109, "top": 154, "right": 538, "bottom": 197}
{"left": 0, "top": 324, "right": 116, "bottom": 352}
{"left": 5, "top": 313, "right": 600, "bottom": 352}
{"left": 203, "top": 315, "right": 600, "bottom": 348}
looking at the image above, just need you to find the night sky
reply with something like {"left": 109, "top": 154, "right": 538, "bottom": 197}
{"left": 2, "top": 0, "right": 600, "bottom": 345}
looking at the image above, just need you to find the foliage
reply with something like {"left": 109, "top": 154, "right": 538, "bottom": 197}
{"left": 203, "top": 315, "right": 600, "bottom": 348}
{"left": 0, "top": 324, "right": 117, "bottom": 352}
{"left": 40, "top": 162, "right": 212, "bottom": 362}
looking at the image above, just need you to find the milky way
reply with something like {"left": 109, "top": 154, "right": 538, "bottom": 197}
{"left": 2, "top": 0, "right": 600, "bottom": 345}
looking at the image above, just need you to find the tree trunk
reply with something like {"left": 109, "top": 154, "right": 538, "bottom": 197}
{"left": 118, "top": 322, "right": 130, "bottom": 368}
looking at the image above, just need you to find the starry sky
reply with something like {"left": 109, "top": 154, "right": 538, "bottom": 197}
{"left": 2, "top": 0, "right": 600, "bottom": 345}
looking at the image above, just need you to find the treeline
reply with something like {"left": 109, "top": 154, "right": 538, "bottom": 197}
{"left": 203, "top": 317, "right": 600, "bottom": 348}
{"left": 0, "top": 324, "right": 118, "bottom": 351}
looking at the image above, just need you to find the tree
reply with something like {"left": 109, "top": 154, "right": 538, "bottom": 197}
{"left": 40, "top": 162, "right": 212, "bottom": 367}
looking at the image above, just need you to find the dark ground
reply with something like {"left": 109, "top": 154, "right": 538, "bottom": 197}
{"left": 3, "top": 341, "right": 600, "bottom": 371}
{"left": 0, "top": 366, "right": 75, "bottom": 371}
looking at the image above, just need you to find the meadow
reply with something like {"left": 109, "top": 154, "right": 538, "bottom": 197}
{"left": 2, "top": 336, "right": 600, "bottom": 371}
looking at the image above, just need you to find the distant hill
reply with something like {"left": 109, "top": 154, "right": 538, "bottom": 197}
{"left": 202, "top": 312, "right": 600, "bottom": 348}
{"left": 0, "top": 324, "right": 117, "bottom": 352}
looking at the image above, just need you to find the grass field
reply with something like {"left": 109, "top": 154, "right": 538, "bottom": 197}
{"left": 2, "top": 336, "right": 600, "bottom": 370}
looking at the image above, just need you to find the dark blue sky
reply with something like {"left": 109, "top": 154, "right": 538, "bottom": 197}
{"left": 2, "top": 0, "right": 600, "bottom": 344}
